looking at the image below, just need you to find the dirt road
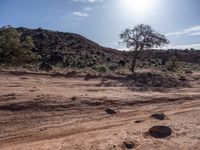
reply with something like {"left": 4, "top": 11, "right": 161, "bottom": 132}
{"left": 0, "top": 71, "right": 200, "bottom": 150}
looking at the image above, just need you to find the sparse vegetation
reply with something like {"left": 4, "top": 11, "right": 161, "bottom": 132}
{"left": 166, "top": 55, "right": 179, "bottom": 72}
{"left": 0, "top": 26, "right": 37, "bottom": 66}
{"left": 120, "top": 24, "right": 169, "bottom": 73}
{"left": 0, "top": 26, "right": 199, "bottom": 76}
{"left": 96, "top": 65, "right": 108, "bottom": 73}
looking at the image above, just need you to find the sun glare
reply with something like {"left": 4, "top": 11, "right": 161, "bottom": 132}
{"left": 122, "top": 0, "right": 159, "bottom": 16}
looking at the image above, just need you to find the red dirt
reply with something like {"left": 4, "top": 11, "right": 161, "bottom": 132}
{"left": 0, "top": 71, "right": 200, "bottom": 150}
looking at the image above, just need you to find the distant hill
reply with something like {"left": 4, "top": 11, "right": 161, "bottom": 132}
{"left": 2, "top": 27, "right": 199, "bottom": 70}
{"left": 140, "top": 49, "right": 200, "bottom": 64}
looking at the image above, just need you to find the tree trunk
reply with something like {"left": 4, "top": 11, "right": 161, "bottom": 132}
{"left": 130, "top": 51, "right": 138, "bottom": 74}
{"left": 131, "top": 57, "right": 136, "bottom": 73}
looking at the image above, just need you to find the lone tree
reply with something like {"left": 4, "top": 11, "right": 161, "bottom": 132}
{"left": 120, "top": 24, "right": 169, "bottom": 73}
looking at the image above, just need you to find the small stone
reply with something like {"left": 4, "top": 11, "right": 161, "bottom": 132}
{"left": 151, "top": 113, "right": 166, "bottom": 120}
{"left": 123, "top": 141, "right": 135, "bottom": 149}
{"left": 135, "top": 120, "right": 143, "bottom": 123}
{"left": 105, "top": 108, "right": 117, "bottom": 114}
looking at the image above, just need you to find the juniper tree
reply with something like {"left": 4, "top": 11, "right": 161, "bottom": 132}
{"left": 120, "top": 24, "right": 169, "bottom": 73}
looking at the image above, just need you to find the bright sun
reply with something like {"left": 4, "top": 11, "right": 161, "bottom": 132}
{"left": 122, "top": 0, "right": 159, "bottom": 15}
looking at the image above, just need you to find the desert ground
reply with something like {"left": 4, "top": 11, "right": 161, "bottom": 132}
{"left": 0, "top": 71, "right": 200, "bottom": 150}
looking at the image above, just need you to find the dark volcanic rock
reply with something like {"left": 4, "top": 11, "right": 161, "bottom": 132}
{"left": 151, "top": 113, "right": 166, "bottom": 120}
{"left": 185, "top": 70, "right": 193, "bottom": 74}
{"left": 40, "top": 62, "right": 53, "bottom": 71}
{"left": 135, "top": 120, "right": 143, "bottom": 123}
{"left": 179, "top": 76, "right": 187, "bottom": 81}
{"left": 123, "top": 141, "right": 135, "bottom": 149}
{"left": 16, "top": 27, "right": 128, "bottom": 68}
{"left": 149, "top": 126, "right": 172, "bottom": 138}
{"left": 105, "top": 108, "right": 117, "bottom": 114}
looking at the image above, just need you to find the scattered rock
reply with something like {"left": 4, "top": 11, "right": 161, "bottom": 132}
{"left": 40, "top": 62, "right": 53, "bottom": 71}
{"left": 135, "top": 120, "right": 144, "bottom": 123}
{"left": 123, "top": 141, "right": 135, "bottom": 149}
{"left": 1, "top": 93, "right": 16, "bottom": 100}
{"left": 65, "top": 71, "right": 77, "bottom": 78}
{"left": 3, "top": 93, "right": 16, "bottom": 97}
{"left": 149, "top": 126, "right": 172, "bottom": 138}
{"left": 105, "top": 108, "right": 117, "bottom": 114}
{"left": 151, "top": 113, "right": 166, "bottom": 120}
{"left": 29, "top": 90, "right": 37, "bottom": 92}
{"left": 49, "top": 51, "right": 64, "bottom": 65}
{"left": 71, "top": 96, "right": 77, "bottom": 101}
{"left": 185, "top": 70, "right": 193, "bottom": 74}
{"left": 179, "top": 76, "right": 187, "bottom": 81}
{"left": 82, "top": 101, "right": 102, "bottom": 106}
{"left": 132, "top": 72, "right": 182, "bottom": 88}
{"left": 0, "top": 104, "right": 25, "bottom": 111}
{"left": 20, "top": 77, "right": 29, "bottom": 80}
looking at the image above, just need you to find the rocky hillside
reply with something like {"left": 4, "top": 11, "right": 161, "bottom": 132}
{"left": 17, "top": 27, "right": 129, "bottom": 70}
{"left": 6, "top": 27, "right": 199, "bottom": 70}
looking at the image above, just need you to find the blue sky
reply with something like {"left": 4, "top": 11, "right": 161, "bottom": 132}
{"left": 0, "top": 0, "right": 200, "bottom": 50}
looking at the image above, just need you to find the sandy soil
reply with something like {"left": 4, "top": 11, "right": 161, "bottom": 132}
{"left": 0, "top": 71, "right": 200, "bottom": 150}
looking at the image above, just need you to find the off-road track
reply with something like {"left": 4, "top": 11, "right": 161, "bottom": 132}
{"left": 0, "top": 71, "right": 200, "bottom": 150}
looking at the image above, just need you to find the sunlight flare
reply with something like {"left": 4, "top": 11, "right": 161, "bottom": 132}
{"left": 122, "top": 0, "right": 159, "bottom": 15}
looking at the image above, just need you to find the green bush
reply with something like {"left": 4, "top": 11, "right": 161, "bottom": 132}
{"left": 109, "top": 64, "right": 118, "bottom": 71}
{"left": 0, "top": 26, "right": 37, "bottom": 65}
{"left": 96, "top": 65, "right": 107, "bottom": 73}
{"left": 166, "top": 56, "right": 179, "bottom": 71}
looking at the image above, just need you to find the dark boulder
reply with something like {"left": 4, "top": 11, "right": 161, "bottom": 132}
{"left": 149, "top": 126, "right": 172, "bottom": 138}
